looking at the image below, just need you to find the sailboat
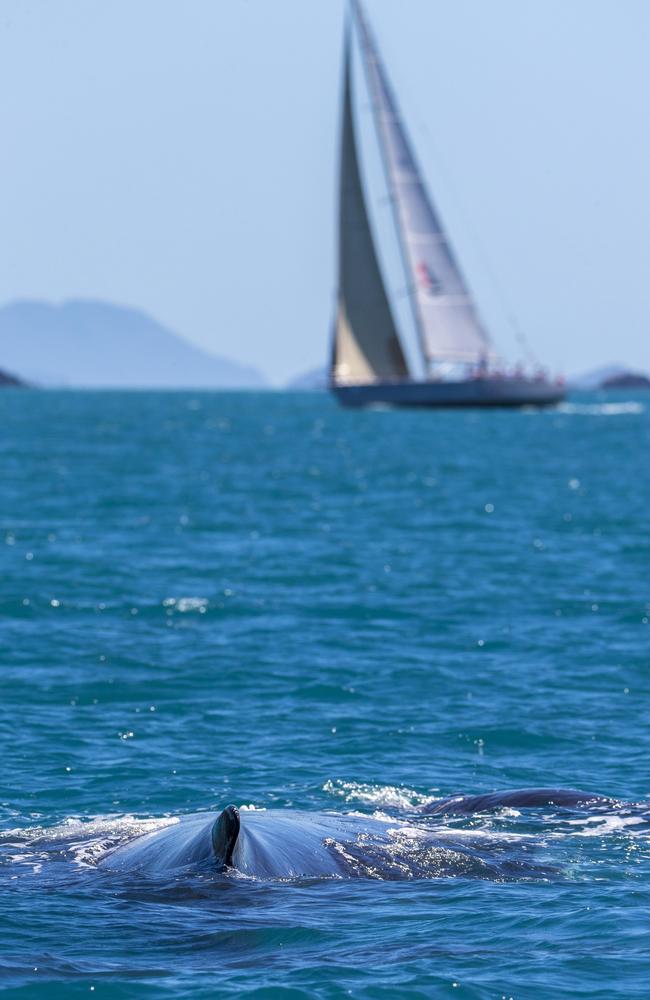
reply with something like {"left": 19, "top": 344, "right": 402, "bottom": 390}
{"left": 330, "top": 1, "right": 565, "bottom": 409}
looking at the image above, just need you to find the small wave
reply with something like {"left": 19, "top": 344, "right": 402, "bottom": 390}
{"left": 323, "top": 779, "right": 437, "bottom": 811}
{"left": 558, "top": 402, "right": 645, "bottom": 416}
{"left": 162, "top": 597, "right": 209, "bottom": 613}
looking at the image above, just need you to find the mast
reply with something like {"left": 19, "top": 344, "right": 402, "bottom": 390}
{"left": 352, "top": 0, "right": 494, "bottom": 372}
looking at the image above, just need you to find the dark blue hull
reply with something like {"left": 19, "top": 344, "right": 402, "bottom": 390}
{"left": 331, "top": 378, "right": 565, "bottom": 409}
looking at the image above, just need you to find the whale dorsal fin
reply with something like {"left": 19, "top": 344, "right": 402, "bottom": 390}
{"left": 211, "top": 805, "right": 240, "bottom": 869}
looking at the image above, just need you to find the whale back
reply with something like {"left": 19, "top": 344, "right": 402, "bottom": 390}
{"left": 232, "top": 809, "right": 399, "bottom": 879}
{"left": 101, "top": 806, "right": 419, "bottom": 878}
{"left": 421, "top": 788, "right": 617, "bottom": 815}
{"left": 97, "top": 804, "right": 569, "bottom": 880}
{"left": 100, "top": 813, "right": 220, "bottom": 873}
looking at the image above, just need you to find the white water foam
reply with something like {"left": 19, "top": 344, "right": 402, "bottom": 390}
{"left": 162, "top": 597, "right": 209, "bottom": 613}
{"left": 557, "top": 402, "right": 645, "bottom": 416}
{"left": 561, "top": 814, "right": 648, "bottom": 837}
{"left": 2, "top": 814, "right": 180, "bottom": 868}
{"left": 323, "top": 779, "right": 438, "bottom": 811}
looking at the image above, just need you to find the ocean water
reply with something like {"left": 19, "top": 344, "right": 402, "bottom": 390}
{"left": 1, "top": 389, "right": 649, "bottom": 998}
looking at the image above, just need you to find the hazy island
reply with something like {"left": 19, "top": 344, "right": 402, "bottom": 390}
{"left": 287, "top": 367, "right": 328, "bottom": 390}
{"left": 569, "top": 364, "right": 650, "bottom": 391}
{"left": 0, "top": 300, "right": 266, "bottom": 389}
{"left": 0, "top": 367, "right": 26, "bottom": 387}
{"left": 601, "top": 371, "right": 650, "bottom": 389}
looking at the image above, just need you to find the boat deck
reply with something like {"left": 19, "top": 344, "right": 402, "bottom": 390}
{"left": 331, "top": 378, "right": 565, "bottom": 409}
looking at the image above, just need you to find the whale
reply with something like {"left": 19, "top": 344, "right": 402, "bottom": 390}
{"left": 99, "top": 806, "right": 421, "bottom": 879}
{"left": 97, "top": 787, "right": 623, "bottom": 881}
{"left": 3, "top": 787, "right": 643, "bottom": 888}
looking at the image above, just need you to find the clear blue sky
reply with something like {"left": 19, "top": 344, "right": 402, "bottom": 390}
{"left": 2, "top": 0, "right": 649, "bottom": 384}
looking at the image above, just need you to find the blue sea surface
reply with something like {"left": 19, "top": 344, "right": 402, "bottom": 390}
{"left": 1, "top": 390, "right": 649, "bottom": 998}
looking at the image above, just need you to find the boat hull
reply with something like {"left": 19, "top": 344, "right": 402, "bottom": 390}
{"left": 331, "top": 378, "right": 565, "bottom": 409}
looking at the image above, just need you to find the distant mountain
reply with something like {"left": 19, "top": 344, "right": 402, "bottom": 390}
{"left": 0, "top": 300, "right": 266, "bottom": 388}
{"left": 287, "top": 366, "right": 328, "bottom": 390}
{"left": 602, "top": 371, "right": 650, "bottom": 389}
{"left": 0, "top": 367, "right": 26, "bottom": 387}
{"left": 569, "top": 364, "right": 650, "bottom": 391}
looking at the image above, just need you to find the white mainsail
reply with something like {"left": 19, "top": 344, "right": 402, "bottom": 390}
{"left": 353, "top": 0, "right": 494, "bottom": 369}
{"left": 332, "top": 25, "right": 409, "bottom": 386}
